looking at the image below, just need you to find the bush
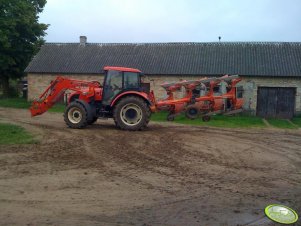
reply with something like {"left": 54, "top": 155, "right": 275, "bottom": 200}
{"left": 7, "top": 86, "right": 20, "bottom": 98}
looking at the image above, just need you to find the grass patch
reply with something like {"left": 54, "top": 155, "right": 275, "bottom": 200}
{"left": 48, "top": 104, "right": 65, "bottom": 113}
{"left": 0, "top": 98, "right": 300, "bottom": 129}
{"left": 0, "top": 123, "right": 35, "bottom": 144}
{"left": 0, "top": 98, "right": 65, "bottom": 113}
{"left": 291, "top": 117, "right": 301, "bottom": 127}
{"left": 267, "top": 119, "right": 298, "bottom": 129}
{"left": 150, "top": 111, "right": 170, "bottom": 122}
{"left": 151, "top": 111, "right": 265, "bottom": 128}
{"left": 0, "top": 98, "right": 30, "bottom": 108}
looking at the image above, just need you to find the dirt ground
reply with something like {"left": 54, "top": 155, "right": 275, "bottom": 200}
{"left": 0, "top": 107, "right": 300, "bottom": 226}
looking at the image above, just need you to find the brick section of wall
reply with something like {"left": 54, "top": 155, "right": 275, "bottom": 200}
{"left": 146, "top": 75, "right": 301, "bottom": 114}
{"left": 27, "top": 74, "right": 301, "bottom": 114}
{"left": 27, "top": 74, "right": 104, "bottom": 100}
{"left": 145, "top": 75, "right": 199, "bottom": 100}
{"left": 239, "top": 76, "right": 301, "bottom": 114}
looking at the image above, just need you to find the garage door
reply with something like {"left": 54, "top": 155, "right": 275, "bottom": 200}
{"left": 256, "top": 87, "right": 296, "bottom": 119}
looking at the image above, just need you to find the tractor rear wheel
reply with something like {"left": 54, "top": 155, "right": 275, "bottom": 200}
{"left": 113, "top": 96, "right": 151, "bottom": 131}
{"left": 64, "top": 102, "right": 89, "bottom": 129}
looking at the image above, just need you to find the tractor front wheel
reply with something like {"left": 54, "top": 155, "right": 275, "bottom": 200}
{"left": 64, "top": 102, "right": 89, "bottom": 129}
{"left": 88, "top": 117, "right": 98, "bottom": 125}
{"left": 113, "top": 96, "right": 150, "bottom": 131}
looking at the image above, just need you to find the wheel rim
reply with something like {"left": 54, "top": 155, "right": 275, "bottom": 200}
{"left": 68, "top": 107, "right": 83, "bottom": 124}
{"left": 189, "top": 108, "right": 198, "bottom": 115}
{"left": 120, "top": 103, "right": 142, "bottom": 126}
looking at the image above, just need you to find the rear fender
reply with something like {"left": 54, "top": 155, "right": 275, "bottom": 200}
{"left": 110, "top": 91, "right": 151, "bottom": 107}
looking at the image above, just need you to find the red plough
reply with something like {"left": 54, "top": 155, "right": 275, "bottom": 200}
{"left": 151, "top": 75, "right": 243, "bottom": 121}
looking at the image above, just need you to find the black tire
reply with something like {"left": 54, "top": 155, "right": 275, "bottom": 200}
{"left": 185, "top": 105, "right": 200, "bottom": 120}
{"left": 202, "top": 115, "right": 211, "bottom": 122}
{"left": 88, "top": 117, "right": 98, "bottom": 125}
{"left": 144, "top": 112, "right": 151, "bottom": 128}
{"left": 64, "top": 102, "right": 89, "bottom": 129}
{"left": 113, "top": 96, "right": 151, "bottom": 131}
{"left": 167, "top": 114, "right": 175, "bottom": 121}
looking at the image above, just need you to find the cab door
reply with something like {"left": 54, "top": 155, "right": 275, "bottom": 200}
{"left": 123, "top": 72, "right": 140, "bottom": 91}
{"left": 102, "top": 70, "right": 123, "bottom": 105}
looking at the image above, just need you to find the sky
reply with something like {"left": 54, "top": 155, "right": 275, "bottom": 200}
{"left": 39, "top": 0, "right": 301, "bottom": 43}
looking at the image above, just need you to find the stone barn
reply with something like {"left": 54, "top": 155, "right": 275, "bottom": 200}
{"left": 25, "top": 37, "right": 301, "bottom": 118}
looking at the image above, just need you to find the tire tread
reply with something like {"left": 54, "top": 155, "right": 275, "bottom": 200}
{"left": 64, "top": 102, "right": 89, "bottom": 129}
{"left": 113, "top": 96, "right": 151, "bottom": 131}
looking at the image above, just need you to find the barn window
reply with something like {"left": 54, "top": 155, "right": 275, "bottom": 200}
{"left": 236, "top": 86, "right": 243, "bottom": 98}
{"left": 213, "top": 85, "right": 220, "bottom": 93}
{"left": 213, "top": 85, "right": 221, "bottom": 96}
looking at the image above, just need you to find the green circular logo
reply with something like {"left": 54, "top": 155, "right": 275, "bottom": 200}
{"left": 265, "top": 204, "right": 298, "bottom": 224}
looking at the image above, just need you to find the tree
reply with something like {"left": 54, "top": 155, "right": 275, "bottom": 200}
{"left": 0, "top": 0, "right": 48, "bottom": 97}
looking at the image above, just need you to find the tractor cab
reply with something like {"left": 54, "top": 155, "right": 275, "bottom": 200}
{"left": 102, "top": 66, "right": 147, "bottom": 105}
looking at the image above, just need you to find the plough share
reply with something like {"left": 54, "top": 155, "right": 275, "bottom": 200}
{"left": 152, "top": 75, "right": 243, "bottom": 121}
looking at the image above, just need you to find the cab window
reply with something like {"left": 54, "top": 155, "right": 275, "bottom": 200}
{"left": 124, "top": 72, "right": 139, "bottom": 89}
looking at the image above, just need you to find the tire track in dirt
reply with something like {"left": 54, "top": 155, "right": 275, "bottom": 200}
{"left": 0, "top": 108, "right": 301, "bottom": 226}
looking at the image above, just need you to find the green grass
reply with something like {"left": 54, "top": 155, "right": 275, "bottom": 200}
{"left": 1, "top": 98, "right": 300, "bottom": 129}
{"left": 0, "top": 123, "right": 35, "bottom": 144}
{"left": 0, "top": 98, "right": 30, "bottom": 108}
{"left": 0, "top": 98, "right": 65, "bottom": 113}
{"left": 291, "top": 117, "right": 301, "bottom": 127}
{"left": 151, "top": 111, "right": 265, "bottom": 128}
{"left": 48, "top": 104, "right": 65, "bottom": 113}
{"left": 267, "top": 118, "right": 298, "bottom": 129}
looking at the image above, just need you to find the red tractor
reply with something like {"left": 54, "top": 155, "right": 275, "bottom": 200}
{"left": 30, "top": 66, "right": 243, "bottom": 130}
{"left": 30, "top": 66, "right": 154, "bottom": 131}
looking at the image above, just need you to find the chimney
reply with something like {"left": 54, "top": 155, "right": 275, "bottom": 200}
{"left": 80, "top": 36, "right": 87, "bottom": 45}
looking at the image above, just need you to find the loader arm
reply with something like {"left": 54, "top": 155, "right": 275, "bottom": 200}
{"left": 29, "top": 76, "right": 101, "bottom": 117}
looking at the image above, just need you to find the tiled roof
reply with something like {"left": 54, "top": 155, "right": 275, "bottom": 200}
{"left": 25, "top": 42, "right": 301, "bottom": 77}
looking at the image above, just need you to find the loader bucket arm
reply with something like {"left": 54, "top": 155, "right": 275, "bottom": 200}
{"left": 29, "top": 76, "right": 101, "bottom": 117}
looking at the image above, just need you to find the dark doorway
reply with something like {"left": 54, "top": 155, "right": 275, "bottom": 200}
{"left": 256, "top": 87, "right": 296, "bottom": 119}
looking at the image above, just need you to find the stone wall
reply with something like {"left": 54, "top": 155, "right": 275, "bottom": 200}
{"left": 27, "top": 73, "right": 104, "bottom": 101}
{"left": 145, "top": 75, "right": 301, "bottom": 114}
{"left": 238, "top": 76, "right": 301, "bottom": 114}
{"left": 27, "top": 73, "right": 301, "bottom": 114}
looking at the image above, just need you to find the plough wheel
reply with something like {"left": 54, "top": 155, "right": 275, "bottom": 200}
{"left": 167, "top": 114, "right": 175, "bottom": 121}
{"left": 202, "top": 115, "right": 211, "bottom": 122}
{"left": 185, "top": 105, "right": 200, "bottom": 120}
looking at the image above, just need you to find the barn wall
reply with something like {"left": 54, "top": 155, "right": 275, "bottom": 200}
{"left": 239, "top": 76, "right": 301, "bottom": 114}
{"left": 27, "top": 73, "right": 301, "bottom": 114}
{"left": 145, "top": 75, "right": 200, "bottom": 99}
{"left": 145, "top": 75, "right": 301, "bottom": 114}
{"left": 27, "top": 73, "right": 104, "bottom": 100}
{"left": 27, "top": 73, "right": 194, "bottom": 101}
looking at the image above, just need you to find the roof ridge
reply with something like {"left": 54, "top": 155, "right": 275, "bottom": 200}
{"left": 44, "top": 41, "right": 301, "bottom": 46}
{"left": 26, "top": 41, "right": 301, "bottom": 76}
